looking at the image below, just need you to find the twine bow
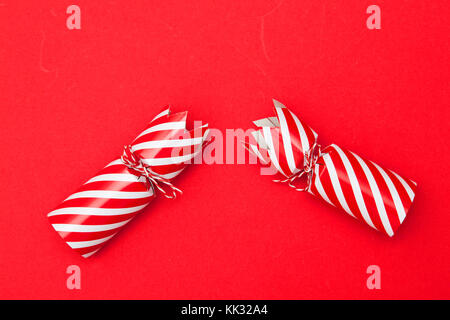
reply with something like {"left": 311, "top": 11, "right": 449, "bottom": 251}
{"left": 273, "top": 142, "right": 323, "bottom": 192}
{"left": 121, "top": 145, "right": 182, "bottom": 199}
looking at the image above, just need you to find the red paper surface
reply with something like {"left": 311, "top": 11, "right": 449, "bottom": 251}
{"left": 0, "top": 1, "right": 449, "bottom": 299}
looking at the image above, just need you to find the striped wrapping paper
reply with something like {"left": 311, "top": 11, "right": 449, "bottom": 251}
{"left": 249, "top": 99, "right": 417, "bottom": 236}
{"left": 48, "top": 106, "right": 209, "bottom": 257}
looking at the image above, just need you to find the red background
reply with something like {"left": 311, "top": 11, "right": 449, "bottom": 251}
{"left": 0, "top": 1, "right": 449, "bottom": 299}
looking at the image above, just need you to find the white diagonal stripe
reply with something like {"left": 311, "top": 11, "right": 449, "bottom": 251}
{"left": 48, "top": 204, "right": 147, "bottom": 217}
{"left": 105, "top": 159, "right": 123, "bottom": 167}
{"left": 135, "top": 121, "right": 186, "bottom": 140}
{"left": 323, "top": 153, "right": 355, "bottom": 218}
{"left": 155, "top": 168, "right": 185, "bottom": 180}
{"left": 141, "top": 151, "right": 198, "bottom": 166}
{"left": 67, "top": 234, "right": 116, "bottom": 249}
{"left": 85, "top": 174, "right": 139, "bottom": 184}
{"left": 151, "top": 108, "right": 170, "bottom": 121}
{"left": 312, "top": 164, "right": 334, "bottom": 206}
{"left": 332, "top": 145, "right": 376, "bottom": 230}
{"left": 290, "top": 112, "right": 310, "bottom": 155}
{"left": 275, "top": 107, "right": 296, "bottom": 174}
{"left": 390, "top": 170, "right": 415, "bottom": 202}
{"left": 132, "top": 137, "right": 204, "bottom": 151}
{"left": 351, "top": 152, "right": 394, "bottom": 236}
{"left": 52, "top": 219, "right": 132, "bottom": 232}
{"left": 82, "top": 248, "right": 100, "bottom": 258}
{"left": 65, "top": 190, "right": 151, "bottom": 201}
{"left": 371, "top": 162, "right": 407, "bottom": 223}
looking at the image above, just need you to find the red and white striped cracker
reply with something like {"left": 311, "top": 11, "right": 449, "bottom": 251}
{"left": 251, "top": 99, "right": 317, "bottom": 177}
{"left": 48, "top": 106, "right": 209, "bottom": 258}
{"left": 250, "top": 99, "right": 417, "bottom": 236}
{"left": 309, "top": 144, "right": 416, "bottom": 237}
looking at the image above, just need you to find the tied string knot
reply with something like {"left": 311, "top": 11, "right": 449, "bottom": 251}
{"left": 121, "top": 145, "right": 182, "bottom": 199}
{"left": 273, "top": 142, "right": 323, "bottom": 192}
